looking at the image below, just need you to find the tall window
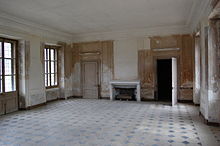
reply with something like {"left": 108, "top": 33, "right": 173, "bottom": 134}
{"left": 0, "top": 38, "right": 17, "bottom": 93}
{"left": 44, "top": 46, "right": 58, "bottom": 88}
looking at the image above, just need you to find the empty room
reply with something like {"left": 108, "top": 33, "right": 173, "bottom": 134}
{"left": 0, "top": 0, "right": 220, "bottom": 146}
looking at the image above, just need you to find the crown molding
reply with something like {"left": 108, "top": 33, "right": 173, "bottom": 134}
{"left": 72, "top": 25, "right": 191, "bottom": 42}
{"left": 0, "top": 11, "right": 73, "bottom": 42}
{"left": 187, "top": 0, "right": 212, "bottom": 33}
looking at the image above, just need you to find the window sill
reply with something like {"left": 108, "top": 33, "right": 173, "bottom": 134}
{"left": 46, "top": 87, "right": 59, "bottom": 91}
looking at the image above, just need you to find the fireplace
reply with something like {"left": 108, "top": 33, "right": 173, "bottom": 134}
{"left": 115, "top": 88, "right": 136, "bottom": 100}
{"left": 109, "top": 80, "right": 141, "bottom": 102}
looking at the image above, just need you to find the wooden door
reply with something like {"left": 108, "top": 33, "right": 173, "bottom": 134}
{"left": 172, "top": 57, "right": 178, "bottom": 106}
{"left": 82, "top": 61, "right": 99, "bottom": 99}
{"left": 0, "top": 39, "right": 18, "bottom": 115}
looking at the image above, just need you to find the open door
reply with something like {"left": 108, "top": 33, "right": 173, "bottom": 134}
{"left": 172, "top": 57, "right": 178, "bottom": 106}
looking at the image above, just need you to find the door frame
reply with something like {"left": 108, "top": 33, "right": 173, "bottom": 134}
{"left": 153, "top": 55, "right": 180, "bottom": 102}
{"left": 81, "top": 59, "right": 101, "bottom": 99}
{"left": 0, "top": 37, "right": 19, "bottom": 114}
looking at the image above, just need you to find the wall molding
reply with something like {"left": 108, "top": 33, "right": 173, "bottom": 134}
{"left": 72, "top": 25, "right": 190, "bottom": 42}
{"left": 0, "top": 11, "right": 73, "bottom": 42}
{"left": 0, "top": 0, "right": 213, "bottom": 43}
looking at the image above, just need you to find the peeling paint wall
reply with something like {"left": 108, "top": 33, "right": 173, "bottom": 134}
{"left": 195, "top": 0, "right": 220, "bottom": 123}
{"left": 194, "top": 36, "right": 201, "bottom": 104}
{"left": 138, "top": 50, "right": 154, "bottom": 99}
{"left": 138, "top": 35, "right": 194, "bottom": 101}
{"left": 207, "top": 20, "right": 220, "bottom": 123}
{"left": 200, "top": 21, "right": 209, "bottom": 120}
{"left": 72, "top": 41, "right": 114, "bottom": 97}
{"left": 0, "top": 28, "right": 71, "bottom": 109}
{"left": 114, "top": 39, "right": 138, "bottom": 80}
{"left": 180, "top": 35, "right": 194, "bottom": 100}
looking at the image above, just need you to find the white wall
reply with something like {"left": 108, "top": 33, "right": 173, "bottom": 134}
{"left": 0, "top": 28, "right": 68, "bottom": 107}
{"left": 113, "top": 38, "right": 150, "bottom": 80}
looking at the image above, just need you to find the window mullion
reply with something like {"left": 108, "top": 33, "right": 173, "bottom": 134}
{"left": 49, "top": 48, "right": 51, "bottom": 87}
{"left": 11, "top": 43, "right": 15, "bottom": 91}
{"left": 2, "top": 41, "right": 5, "bottom": 93}
{"left": 46, "top": 48, "right": 48, "bottom": 87}
{"left": 53, "top": 49, "right": 55, "bottom": 86}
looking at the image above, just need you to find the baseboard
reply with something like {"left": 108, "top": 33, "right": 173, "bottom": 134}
{"left": 141, "top": 98, "right": 155, "bottom": 102}
{"left": 46, "top": 98, "right": 59, "bottom": 103}
{"left": 194, "top": 103, "right": 200, "bottom": 106}
{"left": 100, "top": 97, "right": 110, "bottom": 100}
{"left": 26, "top": 102, "right": 47, "bottom": 110}
{"left": 178, "top": 100, "right": 193, "bottom": 103}
{"left": 67, "top": 96, "right": 82, "bottom": 99}
{"left": 199, "top": 112, "right": 220, "bottom": 126}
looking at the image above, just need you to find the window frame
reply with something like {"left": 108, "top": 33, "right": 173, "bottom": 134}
{"left": 44, "top": 45, "right": 59, "bottom": 89}
{"left": 0, "top": 37, "right": 18, "bottom": 94}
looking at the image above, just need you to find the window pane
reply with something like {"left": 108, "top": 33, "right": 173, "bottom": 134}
{"left": 0, "top": 42, "right": 2, "bottom": 57}
{"left": 45, "top": 74, "right": 47, "bottom": 86}
{"left": 13, "top": 59, "right": 16, "bottom": 75}
{"left": 4, "top": 59, "right": 12, "bottom": 75}
{"left": 44, "top": 61, "right": 47, "bottom": 74}
{"left": 47, "top": 49, "right": 50, "bottom": 60}
{"left": 55, "top": 61, "right": 57, "bottom": 73}
{"left": 55, "top": 49, "right": 57, "bottom": 61}
{"left": 44, "top": 47, "right": 58, "bottom": 88}
{"left": 44, "top": 49, "right": 47, "bottom": 60}
{"left": 12, "top": 75, "right": 16, "bottom": 91}
{"left": 48, "top": 74, "right": 50, "bottom": 86}
{"left": 0, "top": 59, "right": 2, "bottom": 75}
{"left": 4, "top": 42, "right": 12, "bottom": 58}
{"left": 0, "top": 76, "right": 2, "bottom": 93}
{"left": 47, "top": 61, "right": 50, "bottom": 74}
{"left": 51, "top": 61, "right": 55, "bottom": 73}
{"left": 50, "top": 49, "right": 54, "bottom": 60}
{"left": 51, "top": 74, "right": 54, "bottom": 86}
{"left": 54, "top": 73, "right": 58, "bottom": 85}
{"left": 5, "top": 76, "right": 12, "bottom": 92}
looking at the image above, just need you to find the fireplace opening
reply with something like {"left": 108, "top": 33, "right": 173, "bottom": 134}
{"left": 115, "top": 88, "right": 136, "bottom": 101}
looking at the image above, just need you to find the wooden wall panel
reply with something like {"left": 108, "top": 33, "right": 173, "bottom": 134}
{"left": 139, "top": 34, "right": 194, "bottom": 101}
{"left": 138, "top": 50, "right": 154, "bottom": 99}
{"left": 180, "top": 35, "right": 194, "bottom": 100}
{"left": 72, "top": 41, "right": 114, "bottom": 98}
{"left": 72, "top": 44, "right": 81, "bottom": 96}
{"left": 101, "top": 41, "right": 114, "bottom": 97}
{"left": 150, "top": 35, "right": 181, "bottom": 49}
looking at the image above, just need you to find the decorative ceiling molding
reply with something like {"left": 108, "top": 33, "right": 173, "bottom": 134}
{"left": 0, "top": 11, "right": 73, "bottom": 42}
{"left": 0, "top": 0, "right": 212, "bottom": 43}
{"left": 72, "top": 25, "right": 190, "bottom": 42}
{"left": 187, "top": 0, "right": 212, "bottom": 32}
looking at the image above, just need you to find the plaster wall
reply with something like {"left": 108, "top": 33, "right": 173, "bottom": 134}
{"left": 113, "top": 38, "right": 150, "bottom": 80}
{"left": 199, "top": 20, "right": 209, "bottom": 120}
{"left": 0, "top": 28, "right": 69, "bottom": 108}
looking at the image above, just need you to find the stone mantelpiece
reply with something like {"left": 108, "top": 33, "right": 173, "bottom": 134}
{"left": 109, "top": 80, "right": 141, "bottom": 102}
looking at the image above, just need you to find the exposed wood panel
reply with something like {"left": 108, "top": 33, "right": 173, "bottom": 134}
{"left": 101, "top": 41, "right": 114, "bottom": 97}
{"left": 150, "top": 35, "right": 181, "bottom": 49}
{"left": 82, "top": 61, "right": 99, "bottom": 99}
{"left": 138, "top": 50, "right": 154, "bottom": 99}
{"left": 180, "top": 35, "right": 194, "bottom": 100}
{"left": 139, "top": 34, "right": 194, "bottom": 101}
{"left": 72, "top": 41, "right": 114, "bottom": 98}
{"left": 0, "top": 100, "right": 4, "bottom": 115}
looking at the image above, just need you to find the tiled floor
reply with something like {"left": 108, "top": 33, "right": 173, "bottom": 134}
{"left": 0, "top": 99, "right": 220, "bottom": 146}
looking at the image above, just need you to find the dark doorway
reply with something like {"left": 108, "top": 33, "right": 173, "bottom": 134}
{"left": 157, "top": 59, "right": 172, "bottom": 101}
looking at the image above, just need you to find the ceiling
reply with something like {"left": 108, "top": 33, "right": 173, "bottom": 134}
{"left": 0, "top": 0, "right": 200, "bottom": 36}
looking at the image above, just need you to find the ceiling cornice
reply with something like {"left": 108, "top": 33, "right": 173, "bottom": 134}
{"left": 72, "top": 25, "right": 190, "bottom": 42}
{"left": 0, "top": 1, "right": 208, "bottom": 43}
{"left": 187, "top": 0, "right": 212, "bottom": 32}
{"left": 0, "top": 11, "right": 73, "bottom": 42}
